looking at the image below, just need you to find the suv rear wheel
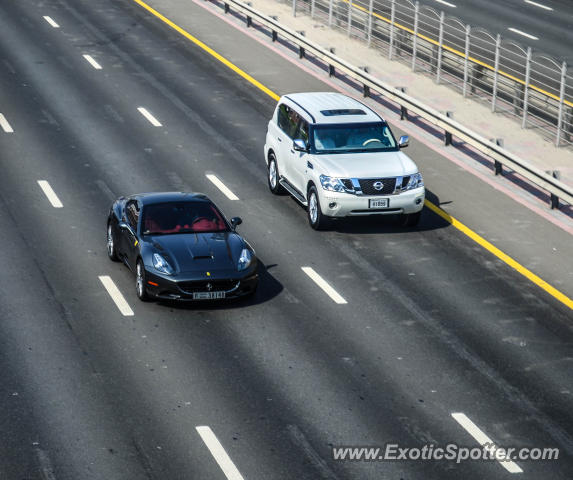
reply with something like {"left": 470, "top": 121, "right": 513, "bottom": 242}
{"left": 307, "top": 186, "right": 330, "bottom": 230}
{"left": 267, "top": 153, "right": 285, "bottom": 195}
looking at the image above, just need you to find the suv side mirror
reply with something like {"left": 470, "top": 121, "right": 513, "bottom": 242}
{"left": 398, "top": 135, "right": 409, "bottom": 148}
{"left": 293, "top": 139, "right": 309, "bottom": 152}
{"left": 230, "top": 217, "right": 242, "bottom": 230}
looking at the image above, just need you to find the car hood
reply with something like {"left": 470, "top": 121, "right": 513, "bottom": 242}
{"left": 313, "top": 150, "right": 418, "bottom": 178}
{"left": 147, "top": 232, "right": 245, "bottom": 273}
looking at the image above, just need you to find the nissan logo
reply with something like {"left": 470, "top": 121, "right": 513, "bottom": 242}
{"left": 373, "top": 181, "right": 384, "bottom": 191}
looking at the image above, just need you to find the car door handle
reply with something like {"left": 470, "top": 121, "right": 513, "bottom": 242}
{"left": 277, "top": 137, "right": 282, "bottom": 142}
{"left": 290, "top": 149, "right": 294, "bottom": 153}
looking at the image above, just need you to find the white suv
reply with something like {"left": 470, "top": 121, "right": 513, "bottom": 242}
{"left": 264, "top": 92, "right": 425, "bottom": 229}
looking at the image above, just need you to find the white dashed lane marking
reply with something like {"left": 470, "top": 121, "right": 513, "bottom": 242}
{"left": 83, "top": 54, "right": 102, "bottom": 70}
{"left": 205, "top": 174, "right": 239, "bottom": 200}
{"left": 301, "top": 266, "right": 347, "bottom": 304}
{"left": 524, "top": 0, "right": 553, "bottom": 10}
{"left": 196, "top": 426, "right": 245, "bottom": 480}
{"left": 43, "top": 16, "right": 60, "bottom": 28}
{"left": 37, "top": 180, "right": 63, "bottom": 208}
{"left": 0, "top": 113, "right": 14, "bottom": 133}
{"left": 98, "top": 276, "right": 134, "bottom": 316}
{"left": 137, "top": 107, "right": 162, "bottom": 127}
{"left": 508, "top": 28, "right": 539, "bottom": 40}
{"left": 452, "top": 413, "right": 523, "bottom": 473}
{"left": 434, "top": 0, "right": 456, "bottom": 7}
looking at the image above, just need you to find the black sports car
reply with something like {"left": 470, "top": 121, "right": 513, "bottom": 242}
{"left": 106, "top": 192, "right": 258, "bottom": 301}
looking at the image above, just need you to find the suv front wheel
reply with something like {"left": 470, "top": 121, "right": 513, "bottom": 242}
{"left": 267, "top": 153, "right": 285, "bottom": 195}
{"left": 307, "top": 186, "right": 330, "bottom": 230}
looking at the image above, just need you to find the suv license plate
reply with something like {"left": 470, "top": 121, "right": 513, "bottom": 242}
{"left": 193, "top": 291, "right": 226, "bottom": 300}
{"left": 369, "top": 198, "right": 389, "bottom": 208}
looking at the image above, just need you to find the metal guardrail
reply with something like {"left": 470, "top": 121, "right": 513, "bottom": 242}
{"left": 216, "top": 0, "right": 573, "bottom": 207}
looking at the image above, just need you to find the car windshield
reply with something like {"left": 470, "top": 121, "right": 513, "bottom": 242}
{"left": 141, "top": 201, "right": 228, "bottom": 235}
{"left": 312, "top": 122, "right": 398, "bottom": 153}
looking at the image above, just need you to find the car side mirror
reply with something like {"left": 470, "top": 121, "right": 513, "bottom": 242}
{"left": 293, "top": 139, "right": 308, "bottom": 152}
{"left": 230, "top": 217, "right": 242, "bottom": 230}
{"left": 398, "top": 135, "right": 409, "bottom": 148}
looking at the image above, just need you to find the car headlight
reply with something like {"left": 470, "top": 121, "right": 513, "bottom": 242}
{"left": 237, "top": 248, "right": 253, "bottom": 271}
{"left": 319, "top": 174, "right": 346, "bottom": 193}
{"left": 153, "top": 253, "right": 174, "bottom": 275}
{"left": 405, "top": 172, "right": 424, "bottom": 190}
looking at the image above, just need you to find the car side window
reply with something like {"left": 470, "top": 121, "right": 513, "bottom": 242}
{"left": 126, "top": 200, "right": 140, "bottom": 230}
{"left": 294, "top": 120, "right": 309, "bottom": 145}
{"left": 277, "top": 104, "right": 301, "bottom": 139}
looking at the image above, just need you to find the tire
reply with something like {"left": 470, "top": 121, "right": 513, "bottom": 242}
{"left": 107, "top": 222, "right": 120, "bottom": 261}
{"left": 399, "top": 210, "right": 421, "bottom": 227}
{"left": 136, "top": 260, "right": 150, "bottom": 301}
{"left": 267, "top": 153, "right": 285, "bottom": 195}
{"left": 307, "top": 186, "right": 330, "bottom": 230}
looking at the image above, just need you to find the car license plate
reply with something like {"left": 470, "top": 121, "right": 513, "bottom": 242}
{"left": 193, "top": 291, "right": 226, "bottom": 300}
{"left": 369, "top": 198, "right": 389, "bottom": 208}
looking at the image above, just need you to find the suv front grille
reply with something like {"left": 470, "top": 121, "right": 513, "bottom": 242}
{"left": 341, "top": 179, "right": 354, "bottom": 190}
{"left": 358, "top": 178, "right": 396, "bottom": 195}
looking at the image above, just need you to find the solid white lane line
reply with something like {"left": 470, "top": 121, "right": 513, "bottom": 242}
{"left": 205, "top": 174, "right": 239, "bottom": 200}
{"left": 43, "top": 16, "right": 59, "bottom": 28}
{"left": 0, "top": 113, "right": 14, "bottom": 133}
{"left": 83, "top": 54, "right": 102, "bottom": 70}
{"left": 524, "top": 0, "right": 553, "bottom": 10}
{"left": 98, "top": 276, "right": 134, "bottom": 316}
{"left": 508, "top": 28, "right": 539, "bottom": 40}
{"left": 434, "top": 0, "right": 456, "bottom": 7}
{"left": 451, "top": 413, "right": 523, "bottom": 474}
{"left": 301, "top": 266, "right": 347, "bottom": 304}
{"left": 196, "top": 426, "right": 245, "bottom": 480}
{"left": 137, "top": 107, "right": 162, "bottom": 127}
{"left": 37, "top": 180, "right": 63, "bottom": 208}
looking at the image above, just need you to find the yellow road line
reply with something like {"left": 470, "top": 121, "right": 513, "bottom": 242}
{"left": 132, "top": 0, "right": 280, "bottom": 101}
{"left": 425, "top": 200, "right": 573, "bottom": 309}
{"left": 132, "top": 0, "right": 573, "bottom": 310}
{"left": 344, "top": 0, "right": 570, "bottom": 107}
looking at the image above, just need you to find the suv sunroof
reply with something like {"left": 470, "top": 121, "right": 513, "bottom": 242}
{"left": 320, "top": 109, "right": 366, "bottom": 116}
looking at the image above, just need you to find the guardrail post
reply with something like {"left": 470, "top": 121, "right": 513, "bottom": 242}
{"left": 247, "top": 15, "right": 252, "bottom": 27}
{"left": 329, "top": 48, "right": 336, "bottom": 76}
{"left": 411, "top": 1, "right": 419, "bottom": 71}
{"left": 556, "top": 61, "right": 567, "bottom": 147}
{"left": 491, "top": 34, "right": 501, "bottom": 112}
{"left": 328, "top": 0, "right": 334, "bottom": 26}
{"left": 397, "top": 87, "right": 408, "bottom": 120}
{"left": 360, "top": 67, "right": 370, "bottom": 97}
{"left": 367, "top": 0, "right": 374, "bottom": 47}
{"left": 521, "top": 47, "right": 532, "bottom": 128}
{"left": 224, "top": 2, "right": 230, "bottom": 13}
{"left": 462, "top": 25, "right": 471, "bottom": 97}
{"left": 490, "top": 139, "right": 504, "bottom": 174}
{"left": 436, "top": 11, "right": 445, "bottom": 84}
{"left": 347, "top": 0, "right": 353, "bottom": 36}
{"left": 389, "top": 0, "right": 396, "bottom": 60}
{"left": 547, "top": 170, "right": 561, "bottom": 208}
{"left": 444, "top": 111, "right": 454, "bottom": 145}
{"left": 297, "top": 31, "right": 306, "bottom": 58}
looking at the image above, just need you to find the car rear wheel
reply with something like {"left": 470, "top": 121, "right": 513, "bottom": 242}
{"left": 136, "top": 260, "right": 150, "bottom": 301}
{"left": 307, "top": 186, "right": 329, "bottom": 230}
{"left": 107, "top": 223, "right": 119, "bottom": 261}
{"left": 399, "top": 210, "right": 421, "bottom": 227}
{"left": 268, "top": 154, "right": 285, "bottom": 194}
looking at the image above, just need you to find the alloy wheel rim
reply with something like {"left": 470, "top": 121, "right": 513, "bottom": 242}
{"left": 309, "top": 193, "right": 318, "bottom": 223}
{"left": 269, "top": 160, "right": 277, "bottom": 188}
{"left": 137, "top": 264, "right": 143, "bottom": 296}
{"left": 107, "top": 225, "right": 113, "bottom": 255}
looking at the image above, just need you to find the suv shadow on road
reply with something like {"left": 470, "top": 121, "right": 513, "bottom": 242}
{"left": 155, "top": 262, "right": 283, "bottom": 311}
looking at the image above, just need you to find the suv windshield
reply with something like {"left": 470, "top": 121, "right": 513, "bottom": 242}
{"left": 141, "top": 201, "right": 228, "bottom": 235}
{"left": 312, "top": 122, "right": 398, "bottom": 153}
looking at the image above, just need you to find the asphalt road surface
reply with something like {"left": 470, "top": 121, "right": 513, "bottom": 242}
{"left": 0, "top": 0, "right": 572, "bottom": 478}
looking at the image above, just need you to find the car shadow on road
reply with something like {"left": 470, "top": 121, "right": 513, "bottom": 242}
{"left": 155, "top": 262, "right": 283, "bottom": 311}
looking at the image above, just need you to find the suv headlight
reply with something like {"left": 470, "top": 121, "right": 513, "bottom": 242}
{"left": 405, "top": 172, "right": 424, "bottom": 190}
{"left": 153, "top": 253, "right": 174, "bottom": 275}
{"left": 238, "top": 248, "right": 253, "bottom": 271}
{"left": 319, "top": 174, "right": 346, "bottom": 193}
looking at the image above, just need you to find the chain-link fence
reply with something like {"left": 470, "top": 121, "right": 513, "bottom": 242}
{"left": 285, "top": 0, "right": 572, "bottom": 146}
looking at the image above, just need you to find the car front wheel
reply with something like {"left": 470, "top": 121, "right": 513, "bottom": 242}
{"left": 107, "top": 223, "right": 119, "bottom": 261}
{"left": 307, "top": 186, "right": 329, "bottom": 230}
{"left": 136, "top": 260, "right": 150, "bottom": 301}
